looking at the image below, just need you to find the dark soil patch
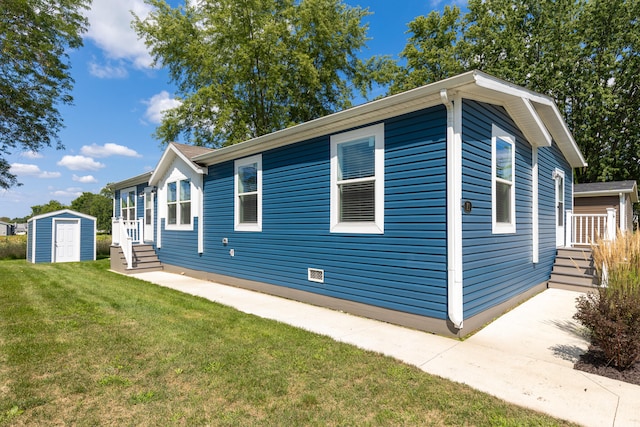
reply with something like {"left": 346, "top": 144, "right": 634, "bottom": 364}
{"left": 574, "top": 346, "right": 640, "bottom": 386}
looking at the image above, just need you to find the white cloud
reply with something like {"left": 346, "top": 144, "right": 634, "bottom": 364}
{"left": 51, "top": 188, "right": 84, "bottom": 198}
{"left": 88, "top": 60, "right": 129, "bottom": 79}
{"left": 80, "top": 143, "right": 142, "bottom": 158}
{"left": 20, "top": 151, "right": 43, "bottom": 159}
{"left": 144, "top": 91, "right": 182, "bottom": 124}
{"left": 9, "top": 163, "right": 61, "bottom": 179}
{"left": 72, "top": 174, "right": 98, "bottom": 184}
{"left": 57, "top": 155, "right": 106, "bottom": 171}
{"left": 83, "top": 0, "right": 154, "bottom": 71}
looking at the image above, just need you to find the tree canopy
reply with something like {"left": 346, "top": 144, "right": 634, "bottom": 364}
{"left": 134, "top": 0, "right": 382, "bottom": 148}
{"left": 0, "top": 0, "right": 89, "bottom": 189}
{"left": 70, "top": 188, "right": 113, "bottom": 232}
{"left": 383, "top": 0, "right": 640, "bottom": 183}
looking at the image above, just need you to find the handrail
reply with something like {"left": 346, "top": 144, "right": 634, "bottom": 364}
{"left": 111, "top": 218, "right": 142, "bottom": 269}
{"left": 567, "top": 209, "right": 616, "bottom": 247}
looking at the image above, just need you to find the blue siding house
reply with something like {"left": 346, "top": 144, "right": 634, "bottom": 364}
{"left": 27, "top": 209, "right": 96, "bottom": 263}
{"left": 110, "top": 71, "right": 586, "bottom": 336}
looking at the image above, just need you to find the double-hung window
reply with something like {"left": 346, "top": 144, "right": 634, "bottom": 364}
{"left": 235, "top": 154, "right": 262, "bottom": 231}
{"left": 167, "top": 179, "right": 191, "bottom": 227}
{"left": 492, "top": 124, "right": 516, "bottom": 233}
{"left": 330, "top": 123, "right": 384, "bottom": 234}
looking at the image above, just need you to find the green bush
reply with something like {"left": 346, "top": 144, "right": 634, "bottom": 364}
{"left": 574, "top": 232, "right": 640, "bottom": 369}
{"left": 0, "top": 235, "right": 27, "bottom": 260}
{"left": 96, "top": 234, "right": 111, "bottom": 258}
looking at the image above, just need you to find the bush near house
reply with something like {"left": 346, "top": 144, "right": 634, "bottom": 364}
{"left": 574, "top": 232, "right": 640, "bottom": 369}
{"left": 0, "top": 235, "right": 27, "bottom": 260}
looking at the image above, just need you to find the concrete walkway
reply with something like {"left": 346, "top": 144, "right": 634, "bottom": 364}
{"left": 128, "top": 271, "right": 640, "bottom": 427}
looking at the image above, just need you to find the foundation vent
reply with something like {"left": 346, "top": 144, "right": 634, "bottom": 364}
{"left": 307, "top": 268, "right": 325, "bottom": 283}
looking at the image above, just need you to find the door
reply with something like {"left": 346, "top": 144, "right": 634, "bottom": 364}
{"left": 55, "top": 219, "right": 80, "bottom": 262}
{"left": 555, "top": 170, "right": 565, "bottom": 247}
{"left": 144, "top": 191, "right": 154, "bottom": 242}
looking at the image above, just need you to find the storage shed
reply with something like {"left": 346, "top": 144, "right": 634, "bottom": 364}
{"left": 27, "top": 209, "right": 96, "bottom": 263}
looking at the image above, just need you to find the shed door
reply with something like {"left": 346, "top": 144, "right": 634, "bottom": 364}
{"left": 55, "top": 220, "right": 80, "bottom": 262}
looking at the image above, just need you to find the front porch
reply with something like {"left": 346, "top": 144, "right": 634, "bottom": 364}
{"left": 111, "top": 218, "right": 162, "bottom": 273}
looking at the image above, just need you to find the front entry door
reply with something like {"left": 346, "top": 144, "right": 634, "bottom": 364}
{"left": 55, "top": 220, "right": 80, "bottom": 262}
{"left": 144, "top": 191, "right": 154, "bottom": 242}
{"left": 555, "top": 170, "right": 565, "bottom": 247}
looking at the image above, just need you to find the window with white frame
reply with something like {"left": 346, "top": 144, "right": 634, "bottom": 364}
{"left": 120, "top": 187, "right": 136, "bottom": 221}
{"left": 167, "top": 179, "right": 191, "bottom": 227}
{"left": 235, "top": 154, "right": 262, "bottom": 231}
{"left": 330, "top": 123, "right": 384, "bottom": 234}
{"left": 492, "top": 124, "right": 516, "bottom": 233}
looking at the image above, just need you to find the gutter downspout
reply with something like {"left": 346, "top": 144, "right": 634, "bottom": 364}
{"left": 441, "top": 89, "right": 464, "bottom": 330}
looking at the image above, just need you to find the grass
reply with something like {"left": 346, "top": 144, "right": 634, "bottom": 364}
{"left": 0, "top": 259, "right": 576, "bottom": 426}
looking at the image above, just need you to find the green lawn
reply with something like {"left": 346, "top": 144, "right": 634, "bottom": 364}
{"left": 0, "top": 259, "right": 575, "bottom": 426}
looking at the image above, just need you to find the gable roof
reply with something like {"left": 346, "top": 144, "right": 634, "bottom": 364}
{"left": 574, "top": 180, "right": 638, "bottom": 202}
{"left": 148, "top": 142, "right": 213, "bottom": 186}
{"left": 192, "top": 70, "right": 587, "bottom": 168}
{"left": 27, "top": 209, "right": 97, "bottom": 223}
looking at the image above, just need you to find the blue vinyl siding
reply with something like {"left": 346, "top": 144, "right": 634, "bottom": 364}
{"left": 156, "top": 106, "right": 451, "bottom": 319}
{"left": 29, "top": 212, "right": 95, "bottom": 263}
{"left": 461, "top": 99, "right": 570, "bottom": 317}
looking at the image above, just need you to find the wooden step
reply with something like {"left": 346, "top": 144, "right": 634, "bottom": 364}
{"left": 110, "top": 244, "right": 163, "bottom": 274}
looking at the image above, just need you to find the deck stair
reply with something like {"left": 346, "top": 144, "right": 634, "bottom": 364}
{"left": 548, "top": 247, "right": 599, "bottom": 291}
{"left": 110, "top": 244, "right": 163, "bottom": 274}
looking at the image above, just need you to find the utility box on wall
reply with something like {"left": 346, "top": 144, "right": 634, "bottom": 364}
{"left": 27, "top": 209, "right": 96, "bottom": 263}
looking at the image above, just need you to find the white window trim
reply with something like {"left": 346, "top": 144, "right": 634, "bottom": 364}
{"left": 491, "top": 124, "right": 516, "bottom": 234}
{"left": 330, "top": 123, "right": 384, "bottom": 234}
{"left": 165, "top": 179, "right": 194, "bottom": 231}
{"left": 234, "top": 154, "right": 262, "bottom": 232}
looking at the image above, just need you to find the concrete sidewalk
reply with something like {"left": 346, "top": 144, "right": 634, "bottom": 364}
{"left": 128, "top": 270, "right": 640, "bottom": 427}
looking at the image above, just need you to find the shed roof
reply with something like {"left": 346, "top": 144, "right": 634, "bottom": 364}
{"left": 27, "top": 209, "right": 97, "bottom": 223}
{"left": 574, "top": 180, "right": 638, "bottom": 202}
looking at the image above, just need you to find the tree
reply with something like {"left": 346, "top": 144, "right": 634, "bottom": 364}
{"left": 386, "top": 0, "right": 640, "bottom": 184}
{"left": 134, "top": 0, "right": 381, "bottom": 147}
{"left": 30, "top": 200, "right": 68, "bottom": 217}
{"left": 70, "top": 189, "right": 113, "bottom": 233}
{"left": 0, "top": 0, "right": 89, "bottom": 189}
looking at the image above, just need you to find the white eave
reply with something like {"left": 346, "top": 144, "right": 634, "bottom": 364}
{"left": 110, "top": 171, "right": 153, "bottom": 190}
{"left": 28, "top": 209, "right": 97, "bottom": 223}
{"left": 149, "top": 143, "right": 208, "bottom": 186}
{"left": 193, "top": 70, "right": 587, "bottom": 169}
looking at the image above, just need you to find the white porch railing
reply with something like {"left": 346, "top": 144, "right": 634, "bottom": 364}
{"left": 566, "top": 208, "right": 617, "bottom": 247}
{"left": 112, "top": 218, "right": 143, "bottom": 269}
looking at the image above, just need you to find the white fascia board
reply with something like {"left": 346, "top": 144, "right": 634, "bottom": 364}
{"left": 28, "top": 209, "right": 96, "bottom": 223}
{"left": 149, "top": 144, "right": 207, "bottom": 186}
{"left": 532, "top": 102, "right": 587, "bottom": 168}
{"left": 109, "top": 172, "right": 153, "bottom": 191}
{"left": 193, "top": 71, "right": 480, "bottom": 167}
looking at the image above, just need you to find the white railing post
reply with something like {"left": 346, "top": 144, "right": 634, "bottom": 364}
{"left": 606, "top": 207, "right": 616, "bottom": 241}
{"left": 565, "top": 210, "right": 573, "bottom": 247}
{"left": 111, "top": 217, "right": 119, "bottom": 245}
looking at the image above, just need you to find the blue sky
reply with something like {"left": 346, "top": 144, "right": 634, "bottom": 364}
{"left": 1, "top": 0, "right": 465, "bottom": 219}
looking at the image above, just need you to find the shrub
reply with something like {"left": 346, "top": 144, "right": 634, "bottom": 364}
{"left": 96, "top": 234, "right": 112, "bottom": 258}
{"left": 0, "top": 235, "right": 27, "bottom": 260}
{"left": 574, "top": 231, "right": 640, "bottom": 369}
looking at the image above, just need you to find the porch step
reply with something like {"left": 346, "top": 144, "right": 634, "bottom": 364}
{"left": 548, "top": 247, "right": 599, "bottom": 291}
{"left": 110, "top": 244, "right": 163, "bottom": 274}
